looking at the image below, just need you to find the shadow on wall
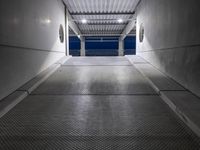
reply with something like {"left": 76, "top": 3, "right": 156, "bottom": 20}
{"left": 136, "top": 0, "right": 200, "bottom": 97}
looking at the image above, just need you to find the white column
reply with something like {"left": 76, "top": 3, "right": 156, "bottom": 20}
{"left": 118, "top": 39, "right": 124, "bottom": 56}
{"left": 80, "top": 37, "right": 85, "bottom": 56}
{"left": 65, "top": 8, "right": 69, "bottom": 56}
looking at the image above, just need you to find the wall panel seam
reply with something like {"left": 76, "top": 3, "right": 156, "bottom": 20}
{"left": 0, "top": 44, "right": 65, "bottom": 54}
{"left": 137, "top": 44, "right": 200, "bottom": 53}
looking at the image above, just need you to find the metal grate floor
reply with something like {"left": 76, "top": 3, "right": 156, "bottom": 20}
{"left": 1, "top": 136, "right": 199, "bottom": 150}
{"left": 0, "top": 57, "right": 199, "bottom": 149}
{"left": 32, "top": 66, "right": 157, "bottom": 95}
{"left": 0, "top": 95, "right": 199, "bottom": 149}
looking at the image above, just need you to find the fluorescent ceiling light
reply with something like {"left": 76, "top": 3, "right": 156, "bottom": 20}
{"left": 117, "top": 19, "right": 123, "bottom": 23}
{"left": 81, "top": 19, "right": 87, "bottom": 24}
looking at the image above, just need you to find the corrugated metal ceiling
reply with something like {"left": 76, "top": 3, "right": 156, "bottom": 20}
{"left": 64, "top": 0, "right": 139, "bottom": 36}
{"left": 64, "top": 0, "right": 139, "bottom": 13}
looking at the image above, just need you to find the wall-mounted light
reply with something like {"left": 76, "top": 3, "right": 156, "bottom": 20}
{"left": 139, "top": 23, "right": 144, "bottom": 43}
{"left": 117, "top": 19, "right": 123, "bottom": 23}
{"left": 46, "top": 19, "right": 51, "bottom": 24}
{"left": 81, "top": 19, "right": 87, "bottom": 24}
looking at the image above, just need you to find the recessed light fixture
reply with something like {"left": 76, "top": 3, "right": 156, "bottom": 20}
{"left": 117, "top": 19, "right": 123, "bottom": 23}
{"left": 81, "top": 19, "right": 87, "bottom": 24}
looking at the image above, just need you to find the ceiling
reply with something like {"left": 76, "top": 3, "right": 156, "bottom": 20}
{"left": 64, "top": 0, "right": 140, "bottom": 36}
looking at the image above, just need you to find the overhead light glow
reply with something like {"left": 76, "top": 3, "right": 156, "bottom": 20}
{"left": 82, "top": 19, "right": 87, "bottom": 24}
{"left": 117, "top": 19, "right": 123, "bottom": 23}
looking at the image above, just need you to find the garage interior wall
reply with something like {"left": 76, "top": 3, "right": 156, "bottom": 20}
{"left": 136, "top": 0, "right": 200, "bottom": 97}
{"left": 0, "top": 0, "right": 66, "bottom": 100}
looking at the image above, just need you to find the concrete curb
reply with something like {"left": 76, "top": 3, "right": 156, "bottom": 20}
{"left": 127, "top": 55, "right": 200, "bottom": 138}
{"left": 134, "top": 66, "right": 161, "bottom": 93}
{"left": 126, "top": 56, "right": 185, "bottom": 92}
{"left": 160, "top": 91, "right": 200, "bottom": 137}
{"left": 18, "top": 56, "right": 72, "bottom": 94}
{"left": 0, "top": 91, "right": 28, "bottom": 118}
{"left": 18, "top": 64, "right": 61, "bottom": 94}
{"left": 0, "top": 56, "right": 71, "bottom": 118}
{"left": 126, "top": 56, "right": 161, "bottom": 93}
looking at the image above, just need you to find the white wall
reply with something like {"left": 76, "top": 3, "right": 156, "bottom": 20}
{"left": 136, "top": 0, "right": 200, "bottom": 97}
{"left": 0, "top": 0, "right": 66, "bottom": 100}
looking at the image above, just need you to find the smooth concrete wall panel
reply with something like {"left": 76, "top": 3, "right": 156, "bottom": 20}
{"left": 0, "top": 46, "right": 64, "bottom": 100}
{"left": 0, "top": 0, "right": 65, "bottom": 100}
{"left": 0, "top": 0, "right": 65, "bottom": 52}
{"left": 136, "top": 0, "right": 200, "bottom": 97}
{"left": 136, "top": 0, "right": 200, "bottom": 51}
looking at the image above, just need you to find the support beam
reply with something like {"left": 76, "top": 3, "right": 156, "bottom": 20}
{"left": 80, "top": 37, "right": 86, "bottom": 56}
{"left": 119, "top": 0, "right": 140, "bottom": 40}
{"left": 65, "top": 8, "right": 69, "bottom": 56}
{"left": 66, "top": 9, "right": 82, "bottom": 38}
{"left": 86, "top": 23, "right": 128, "bottom": 25}
{"left": 70, "top": 12, "right": 135, "bottom": 15}
{"left": 63, "top": 3, "right": 82, "bottom": 55}
{"left": 120, "top": 17, "right": 136, "bottom": 40}
{"left": 70, "top": 34, "right": 136, "bottom": 37}
{"left": 118, "top": 39, "right": 124, "bottom": 56}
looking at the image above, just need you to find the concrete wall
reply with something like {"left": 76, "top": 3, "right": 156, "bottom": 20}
{"left": 0, "top": 0, "right": 66, "bottom": 100}
{"left": 136, "top": 0, "right": 200, "bottom": 97}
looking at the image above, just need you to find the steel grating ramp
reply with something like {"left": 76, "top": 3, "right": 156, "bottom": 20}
{"left": 32, "top": 66, "right": 157, "bottom": 95}
{"left": 0, "top": 57, "right": 200, "bottom": 149}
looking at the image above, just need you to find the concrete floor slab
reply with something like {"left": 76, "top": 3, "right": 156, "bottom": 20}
{"left": 33, "top": 66, "right": 157, "bottom": 95}
{"left": 63, "top": 57, "right": 131, "bottom": 66}
{"left": 134, "top": 64, "right": 185, "bottom": 92}
{"left": 0, "top": 95, "right": 199, "bottom": 149}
